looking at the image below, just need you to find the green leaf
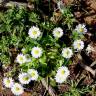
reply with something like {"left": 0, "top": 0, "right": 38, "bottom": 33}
{"left": 39, "top": 54, "right": 47, "bottom": 64}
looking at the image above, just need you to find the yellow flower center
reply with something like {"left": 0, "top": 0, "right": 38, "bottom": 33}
{"left": 61, "top": 70, "right": 65, "bottom": 75}
{"left": 6, "top": 80, "right": 10, "bottom": 84}
{"left": 15, "top": 87, "right": 20, "bottom": 91}
{"left": 19, "top": 57, "right": 23, "bottom": 61}
{"left": 32, "top": 31, "right": 37, "bottom": 35}
{"left": 66, "top": 50, "right": 69, "bottom": 55}
{"left": 31, "top": 72, "right": 35, "bottom": 77}
{"left": 56, "top": 31, "right": 60, "bottom": 35}
{"left": 23, "top": 76, "right": 29, "bottom": 81}
{"left": 77, "top": 43, "right": 81, "bottom": 48}
{"left": 34, "top": 50, "right": 39, "bottom": 55}
{"left": 79, "top": 28, "right": 84, "bottom": 32}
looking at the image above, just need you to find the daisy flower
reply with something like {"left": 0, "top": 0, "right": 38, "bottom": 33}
{"left": 25, "top": 54, "right": 31, "bottom": 62}
{"left": 75, "top": 24, "right": 87, "bottom": 34}
{"left": 11, "top": 83, "right": 24, "bottom": 95}
{"left": 28, "top": 69, "right": 39, "bottom": 81}
{"left": 18, "top": 73, "right": 31, "bottom": 84}
{"left": 3, "top": 77, "right": 14, "bottom": 88}
{"left": 73, "top": 40, "right": 84, "bottom": 51}
{"left": 57, "top": 1, "right": 64, "bottom": 13}
{"left": 16, "top": 53, "right": 27, "bottom": 64}
{"left": 57, "top": 66, "right": 70, "bottom": 77}
{"left": 55, "top": 74, "right": 66, "bottom": 83}
{"left": 62, "top": 48, "right": 73, "bottom": 59}
{"left": 31, "top": 47, "right": 42, "bottom": 58}
{"left": 55, "top": 66, "right": 70, "bottom": 83}
{"left": 86, "top": 45, "right": 94, "bottom": 54}
{"left": 53, "top": 27, "right": 63, "bottom": 38}
{"left": 28, "top": 26, "right": 41, "bottom": 39}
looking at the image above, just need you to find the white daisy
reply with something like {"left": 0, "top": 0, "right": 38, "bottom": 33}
{"left": 3, "top": 77, "right": 14, "bottom": 88}
{"left": 25, "top": 54, "right": 31, "bottom": 62}
{"left": 57, "top": 1, "right": 64, "bottom": 13}
{"left": 31, "top": 47, "right": 42, "bottom": 58}
{"left": 75, "top": 24, "right": 87, "bottom": 34}
{"left": 73, "top": 40, "right": 84, "bottom": 51}
{"left": 62, "top": 48, "right": 73, "bottom": 59}
{"left": 16, "top": 53, "right": 27, "bottom": 64}
{"left": 55, "top": 66, "right": 70, "bottom": 83}
{"left": 53, "top": 27, "right": 63, "bottom": 38}
{"left": 18, "top": 73, "right": 31, "bottom": 84}
{"left": 57, "top": 66, "right": 70, "bottom": 77}
{"left": 11, "top": 83, "right": 24, "bottom": 96}
{"left": 86, "top": 45, "right": 94, "bottom": 54}
{"left": 55, "top": 74, "right": 65, "bottom": 83}
{"left": 28, "top": 69, "right": 38, "bottom": 81}
{"left": 28, "top": 26, "right": 41, "bottom": 39}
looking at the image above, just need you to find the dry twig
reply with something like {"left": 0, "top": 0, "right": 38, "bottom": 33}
{"left": 77, "top": 54, "right": 96, "bottom": 78}
{"left": 41, "top": 78, "right": 57, "bottom": 96}
{"left": 90, "top": 60, "right": 96, "bottom": 67}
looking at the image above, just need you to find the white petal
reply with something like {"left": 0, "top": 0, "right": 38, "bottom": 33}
{"left": 11, "top": 83, "right": 24, "bottom": 95}
{"left": 31, "top": 47, "right": 42, "bottom": 58}
{"left": 3, "top": 77, "right": 14, "bottom": 88}
{"left": 62, "top": 48, "right": 73, "bottom": 58}
{"left": 55, "top": 66, "right": 70, "bottom": 83}
{"left": 73, "top": 40, "right": 84, "bottom": 51}
{"left": 16, "top": 53, "right": 27, "bottom": 64}
{"left": 28, "top": 69, "right": 39, "bottom": 81}
{"left": 18, "top": 73, "right": 31, "bottom": 84}
{"left": 53, "top": 27, "right": 63, "bottom": 38}
{"left": 28, "top": 26, "right": 41, "bottom": 39}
